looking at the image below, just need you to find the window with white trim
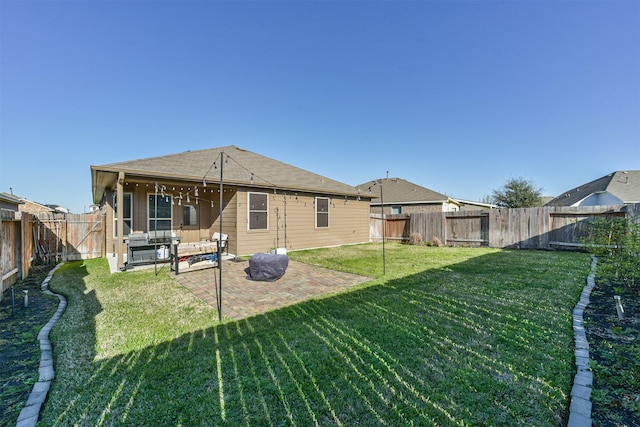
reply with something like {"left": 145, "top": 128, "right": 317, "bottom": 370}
{"left": 183, "top": 204, "right": 197, "bottom": 227}
{"left": 148, "top": 194, "right": 172, "bottom": 231}
{"left": 114, "top": 192, "right": 132, "bottom": 237}
{"left": 316, "top": 197, "right": 329, "bottom": 228}
{"left": 248, "top": 192, "right": 268, "bottom": 230}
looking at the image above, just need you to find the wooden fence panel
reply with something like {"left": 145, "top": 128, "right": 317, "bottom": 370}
{"left": 35, "top": 213, "right": 104, "bottom": 261}
{"left": 445, "top": 212, "right": 488, "bottom": 246}
{"left": 549, "top": 206, "right": 627, "bottom": 248}
{"left": 408, "top": 211, "right": 445, "bottom": 245}
{"left": 1, "top": 218, "right": 20, "bottom": 295}
{"left": 406, "top": 203, "right": 640, "bottom": 250}
{"left": 370, "top": 214, "right": 410, "bottom": 242}
{"left": 386, "top": 214, "right": 410, "bottom": 241}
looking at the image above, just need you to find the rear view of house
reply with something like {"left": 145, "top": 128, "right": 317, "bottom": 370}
{"left": 91, "top": 146, "right": 372, "bottom": 270}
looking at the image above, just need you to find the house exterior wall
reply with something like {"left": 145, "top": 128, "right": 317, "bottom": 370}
{"left": 18, "top": 200, "right": 53, "bottom": 215}
{"left": 235, "top": 188, "right": 370, "bottom": 256}
{"left": 102, "top": 180, "right": 370, "bottom": 258}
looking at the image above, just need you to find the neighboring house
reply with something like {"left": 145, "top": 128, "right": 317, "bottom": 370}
{"left": 45, "top": 204, "right": 71, "bottom": 214}
{"left": 356, "top": 178, "right": 461, "bottom": 215}
{"left": 451, "top": 199, "right": 496, "bottom": 211}
{"left": 18, "top": 198, "right": 56, "bottom": 215}
{"left": 0, "top": 192, "right": 23, "bottom": 219}
{"left": 91, "top": 145, "right": 372, "bottom": 270}
{"left": 1, "top": 193, "right": 70, "bottom": 215}
{"left": 546, "top": 170, "right": 640, "bottom": 207}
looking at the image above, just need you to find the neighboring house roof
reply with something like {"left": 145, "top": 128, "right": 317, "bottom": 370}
{"left": 356, "top": 178, "right": 453, "bottom": 205}
{"left": 91, "top": 145, "right": 366, "bottom": 205}
{"left": 46, "top": 204, "right": 71, "bottom": 214}
{"left": 1, "top": 193, "right": 70, "bottom": 214}
{"left": 546, "top": 170, "right": 640, "bottom": 207}
{"left": 453, "top": 199, "right": 496, "bottom": 209}
{"left": 0, "top": 192, "right": 24, "bottom": 206}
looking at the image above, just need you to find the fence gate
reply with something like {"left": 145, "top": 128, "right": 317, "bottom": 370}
{"left": 36, "top": 213, "right": 104, "bottom": 261}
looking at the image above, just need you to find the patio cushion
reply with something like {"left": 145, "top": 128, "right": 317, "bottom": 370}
{"left": 246, "top": 253, "right": 290, "bottom": 282}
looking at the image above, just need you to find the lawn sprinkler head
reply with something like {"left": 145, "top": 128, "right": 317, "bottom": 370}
{"left": 614, "top": 295, "right": 625, "bottom": 321}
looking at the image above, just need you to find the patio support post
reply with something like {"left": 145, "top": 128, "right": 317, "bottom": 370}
{"left": 217, "top": 152, "right": 224, "bottom": 322}
{"left": 381, "top": 180, "right": 386, "bottom": 275}
{"left": 116, "top": 171, "right": 125, "bottom": 270}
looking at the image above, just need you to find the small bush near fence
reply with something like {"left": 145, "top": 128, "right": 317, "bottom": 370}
{"left": 431, "top": 236, "right": 444, "bottom": 247}
{"left": 407, "top": 232, "right": 423, "bottom": 246}
{"left": 584, "top": 217, "right": 640, "bottom": 292}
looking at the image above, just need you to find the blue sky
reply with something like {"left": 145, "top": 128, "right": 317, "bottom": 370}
{"left": 1, "top": 0, "right": 638, "bottom": 213}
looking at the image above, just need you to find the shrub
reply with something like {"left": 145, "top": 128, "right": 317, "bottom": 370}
{"left": 431, "top": 237, "right": 444, "bottom": 247}
{"left": 408, "top": 232, "right": 423, "bottom": 246}
{"left": 584, "top": 216, "right": 640, "bottom": 291}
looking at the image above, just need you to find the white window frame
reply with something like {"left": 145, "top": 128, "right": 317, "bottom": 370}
{"left": 182, "top": 204, "right": 198, "bottom": 227}
{"left": 248, "top": 192, "right": 269, "bottom": 231}
{"left": 315, "top": 197, "right": 329, "bottom": 228}
{"left": 148, "top": 193, "right": 173, "bottom": 232}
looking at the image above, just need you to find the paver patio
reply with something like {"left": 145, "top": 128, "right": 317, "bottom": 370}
{"left": 172, "top": 259, "right": 371, "bottom": 320}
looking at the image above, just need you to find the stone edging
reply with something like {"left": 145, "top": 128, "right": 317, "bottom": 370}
{"left": 16, "top": 263, "right": 66, "bottom": 427}
{"left": 567, "top": 255, "right": 597, "bottom": 427}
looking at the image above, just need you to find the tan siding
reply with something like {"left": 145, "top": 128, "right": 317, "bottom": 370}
{"left": 104, "top": 180, "right": 369, "bottom": 259}
{"left": 236, "top": 190, "right": 369, "bottom": 255}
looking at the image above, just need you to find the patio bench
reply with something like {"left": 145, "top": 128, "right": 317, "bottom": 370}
{"left": 171, "top": 232, "right": 228, "bottom": 275}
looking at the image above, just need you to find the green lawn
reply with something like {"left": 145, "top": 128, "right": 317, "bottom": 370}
{"left": 41, "top": 244, "right": 590, "bottom": 426}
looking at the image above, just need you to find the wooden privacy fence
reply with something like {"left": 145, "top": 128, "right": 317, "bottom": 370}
{"left": 34, "top": 213, "right": 104, "bottom": 262}
{"left": 372, "top": 204, "right": 639, "bottom": 250}
{"left": 370, "top": 213, "right": 410, "bottom": 242}
{"left": 2, "top": 212, "right": 105, "bottom": 296}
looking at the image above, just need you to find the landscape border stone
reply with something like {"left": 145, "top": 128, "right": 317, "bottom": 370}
{"left": 16, "top": 263, "right": 65, "bottom": 427}
{"left": 567, "top": 255, "right": 597, "bottom": 427}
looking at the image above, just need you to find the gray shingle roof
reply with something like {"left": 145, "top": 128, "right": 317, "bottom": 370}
{"left": 91, "top": 146, "right": 363, "bottom": 204}
{"left": 546, "top": 170, "right": 640, "bottom": 206}
{"left": 355, "top": 178, "right": 449, "bottom": 205}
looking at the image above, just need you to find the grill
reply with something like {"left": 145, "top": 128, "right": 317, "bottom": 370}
{"left": 126, "top": 231, "right": 178, "bottom": 267}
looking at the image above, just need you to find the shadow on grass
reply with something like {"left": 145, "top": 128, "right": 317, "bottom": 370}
{"left": 40, "top": 250, "right": 589, "bottom": 426}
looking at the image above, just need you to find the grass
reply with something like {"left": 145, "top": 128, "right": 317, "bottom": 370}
{"left": 38, "top": 243, "right": 591, "bottom": 426}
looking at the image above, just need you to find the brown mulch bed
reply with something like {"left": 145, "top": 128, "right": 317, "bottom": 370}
{"left": 584, "top": 276, "right": 640, "bottom": 427}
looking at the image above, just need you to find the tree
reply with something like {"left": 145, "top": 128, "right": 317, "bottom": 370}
{"left": 492, "top": 177, "right": 543, "bottom": 208}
